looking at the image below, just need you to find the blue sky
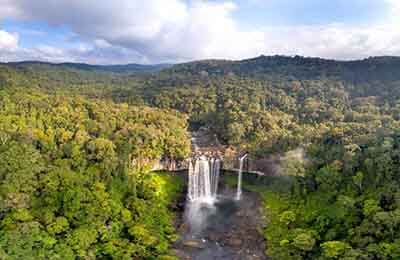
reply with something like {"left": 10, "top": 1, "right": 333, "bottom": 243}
{"left": 0, "top": 0, "right": 398, "bottom": 64}
{"left": 2, "top": 20, "right": 76, "bottom": 49}
{"left": 233, "top": 0, "right": 387, "bottom": 27}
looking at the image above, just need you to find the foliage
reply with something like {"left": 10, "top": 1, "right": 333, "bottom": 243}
{"left": 0, "top": 89, "right": 188, "bottom": 259}
{"left": 3, "top": 55, "right": 400, "bottom": 259}
{"left": 238, "top": 131, "right": 400, "bottom": 259}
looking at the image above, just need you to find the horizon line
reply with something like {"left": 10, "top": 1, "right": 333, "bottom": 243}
{"left": 2, "top": 54, "right": 400, "bottom": 67}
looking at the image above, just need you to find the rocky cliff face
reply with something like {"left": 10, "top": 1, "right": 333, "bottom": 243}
{"left": 152, "top": 127, "right": 281, "bottom": 176}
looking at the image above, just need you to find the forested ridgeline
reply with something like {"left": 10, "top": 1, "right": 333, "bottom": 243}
{"left": 2, "top": 55, "right": 400, "bottom": 259}
{"left": 4, "top": 56, "right": 400, "bottom": 156}
{"left": 0, "top": 88, "right": 190, "bottom": 259}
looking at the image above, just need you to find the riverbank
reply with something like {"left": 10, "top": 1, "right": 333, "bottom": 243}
{"left": 224, "top": 171, "right": 314, "bottom": 260}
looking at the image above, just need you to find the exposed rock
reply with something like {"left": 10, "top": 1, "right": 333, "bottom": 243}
{"left": 236, "top": 209, "right": 246, "bottom": 217}
{"left": 207, "top": 233, "right": 220, "bottom": 242}
{"left": 178, "top": 223, "right": 189, "bottom": 233}
{"left": 173, "top": 183, "right": 268, "bottom": 259}
{"left": 182, "top": 239, "right": 205, "bottom": 249}
{"left": 227, "top": 237, "right": 243, "bottom": 247}
{"left": 172, "top": 249, "right": 191, "bottom": 260}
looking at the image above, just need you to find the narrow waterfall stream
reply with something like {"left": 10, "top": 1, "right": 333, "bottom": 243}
{"left": 236, "top": 154, "right": 248, "bottom": 201}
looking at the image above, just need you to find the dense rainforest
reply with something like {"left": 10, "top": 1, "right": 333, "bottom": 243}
{"left": 0, "top": 88, "right": 190, "bottom": 259}
{"left": 2, "top": 55, "right": 400, "bottom": 259}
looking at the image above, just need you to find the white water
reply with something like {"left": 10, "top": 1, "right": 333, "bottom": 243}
{"left": 191, "top": 137, "right": 199, "bottom": 153}
{"left": 210, "top": 158, "right": 221, "bottom": 197}
{"left": 188, "top": 156, "right": 221, "bottom": 203}
{"left": 236, "top": 154, "right": 247, "bottom": 201}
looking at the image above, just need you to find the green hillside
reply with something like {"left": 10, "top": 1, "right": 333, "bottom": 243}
{"left": 2, "top": 55, "right": 400, "bottom": 259}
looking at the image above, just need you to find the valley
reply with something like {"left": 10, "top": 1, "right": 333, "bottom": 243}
{"left": 2, "top": 55, "right": 400, "bottom": 259}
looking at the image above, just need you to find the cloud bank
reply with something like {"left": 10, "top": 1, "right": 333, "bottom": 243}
{"left": 0, "top": 0, "right": 399, "bottom": 64}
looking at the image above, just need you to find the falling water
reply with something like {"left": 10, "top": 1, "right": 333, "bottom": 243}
{"left": 236, "top": 154, "right": 247, "bottom": 201}
{"left": 186, "top": 155, "right": 221, "bottom": 235}
{"left": 210, "top": 158, "right": 221, "bottom": 197}
{"left": 188, "top": 156, "right": 221, "bottom": 203}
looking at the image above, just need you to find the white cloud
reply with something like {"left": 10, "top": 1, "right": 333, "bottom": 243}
{"left": 0, "top": 0, "right": 399, "bottom": 63}
{"left": 0, "top": 0, "right": 21, "bottom": 20}
{"left": 0, "top": 0, "right": 265, "bottom": 62}
{"left": 258, "top": 0, "right": 400, "bottom": 60}
{"left": 385, "top": 0, "right": 400, "bottom": 26}
{"left": 386, "top": 0, "right": 400, "bottom": 13}
{"left": 261, "top": 22, "right": 400, "bottom": 60}
{"left": 0, "top": 29, "right": 21, "bottom": 62}
{"left": 0, "top": 30, "right": 18, "bottom": 51}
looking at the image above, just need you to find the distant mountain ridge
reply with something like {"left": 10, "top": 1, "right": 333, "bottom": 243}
{"left": 165, "top": 55, "right": 400, "bottom": 82}
{"left": 3, "top": 55, "right": 400, "bottom": 77}
{"left": 2, "top": 55, "right": 400, "bottom": 83}
{"left": 1, "top": 61, "right": 172, "bottom": 74}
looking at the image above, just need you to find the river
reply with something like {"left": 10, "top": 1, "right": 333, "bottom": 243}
{"left": 173, "top": 179, "right": 268, "bottom": 260}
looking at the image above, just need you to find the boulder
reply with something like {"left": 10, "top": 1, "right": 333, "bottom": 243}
{"left": 227, "top": 237, "right": 243, "bottom": 247}
{"left": 182, "top": 239, "right": 205, "bottom": 249}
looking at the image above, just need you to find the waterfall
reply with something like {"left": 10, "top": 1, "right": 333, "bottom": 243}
{"left": 210, "top": 158, "right": 221, "bottom": 197}
{"left": 188, "top": 156, "right": 221, "bottom": 203}
{"left": 236, "top": 154, "right": 247, "bottom": 201}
